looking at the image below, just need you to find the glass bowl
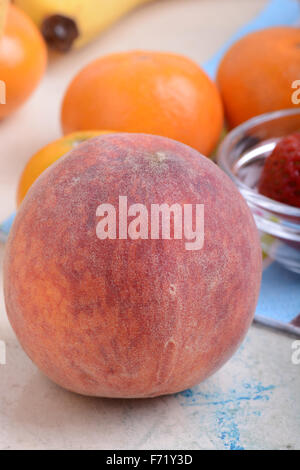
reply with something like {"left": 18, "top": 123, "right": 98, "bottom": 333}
{"left": 217, "top": 108, "right": 300, "bottom": 274}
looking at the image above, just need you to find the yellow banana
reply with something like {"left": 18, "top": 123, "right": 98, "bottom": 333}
{"left": 14, "top": 0, "right": 152, "bottom": 52}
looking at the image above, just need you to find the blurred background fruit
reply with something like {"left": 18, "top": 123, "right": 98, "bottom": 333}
{"left": 61, "top": 50, "right": 224, "bottom": 156}
{"left": 0, "top": 0, "right": 7, "bottom": 32}
{"left": 0, "top": 2, "right": 47, "bottom": 119}
{"left": 17, "top": 130, "right": 113, "bottom": 205}
{"left": 217, "top": 27, "right": 300, "bottom": 128}
{"left": 14, "top": 0, "right": 152, "bottom": 53}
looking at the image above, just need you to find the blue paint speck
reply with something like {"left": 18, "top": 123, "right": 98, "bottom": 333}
{"left": 217, "top": 411, "right": 244, "bottom": 450}
{"left": 177, "top": 381, "right": 275, "bottom": 450}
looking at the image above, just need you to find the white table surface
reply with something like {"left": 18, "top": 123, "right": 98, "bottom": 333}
{"left": 1, "top": 0, "right": 300, "bottom": 450}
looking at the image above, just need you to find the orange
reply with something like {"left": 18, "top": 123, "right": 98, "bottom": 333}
{"left": 217, "top": 27, "right": 300, "bottom": 129}
{"left": 61, "top": 50, "right": 224, "bottom": 156}
{"left": 17, "top": 130, "right": 113, "bottom": 206}
{"left": 0, "top": 4, "right": 47, "bottom": 119}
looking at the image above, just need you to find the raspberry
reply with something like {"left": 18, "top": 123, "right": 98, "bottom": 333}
{"left": 258, "top": 133, "right": 300, "bottom": 208}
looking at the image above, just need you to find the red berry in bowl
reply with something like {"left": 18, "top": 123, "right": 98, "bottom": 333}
{"left": 258, "top": 133, "right": 300, "bottom": 208}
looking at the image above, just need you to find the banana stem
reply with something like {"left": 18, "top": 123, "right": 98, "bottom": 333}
{"left": 0, "top": 0, "right": 9, "bottom": 41}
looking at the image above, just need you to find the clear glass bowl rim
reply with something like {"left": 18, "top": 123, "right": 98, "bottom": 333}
{"left": 217, "top": 108, "right": 300, "bottom": 219}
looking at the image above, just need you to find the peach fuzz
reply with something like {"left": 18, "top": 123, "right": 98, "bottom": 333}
{"left": 4, "top": 133, "right": 262, "bottom": 398}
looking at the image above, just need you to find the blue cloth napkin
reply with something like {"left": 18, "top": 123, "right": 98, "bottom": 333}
{"left": 1, "top": 0, "right": 300, "bottom": 335}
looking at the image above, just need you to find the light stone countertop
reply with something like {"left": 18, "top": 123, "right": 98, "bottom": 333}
{"left": 1, "top": 0, "right": 300, "bottom": 450}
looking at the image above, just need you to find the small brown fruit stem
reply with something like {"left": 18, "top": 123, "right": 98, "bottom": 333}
{"left": 0, "top": 0, "right": 9, "bottom": 41}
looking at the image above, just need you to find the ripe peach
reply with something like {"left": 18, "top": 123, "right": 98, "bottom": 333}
{"left": 4, "top": 134, "right": 261, "bottom": 398}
